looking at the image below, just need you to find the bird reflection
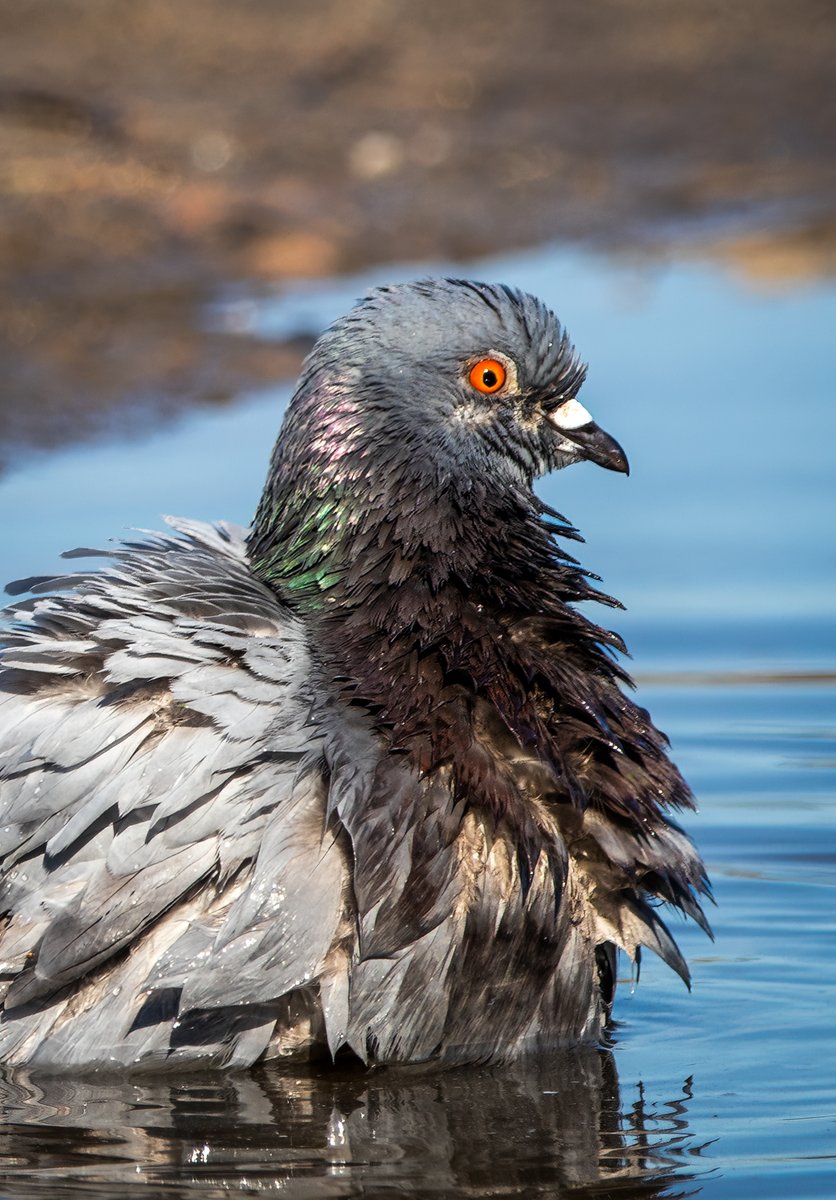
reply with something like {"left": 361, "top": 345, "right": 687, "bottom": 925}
{"left": 0, "top": 1048, "right": 708, "bottom": 1197}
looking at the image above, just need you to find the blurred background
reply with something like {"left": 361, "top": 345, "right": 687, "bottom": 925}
{"left": 2, "top": 0, "right": 836, "bottom": 457}
{"left": 0, "top": 4, "right": 835, "bottom": 1199}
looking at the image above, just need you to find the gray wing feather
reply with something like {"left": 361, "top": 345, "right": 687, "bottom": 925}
{"left": 0, "top": 519, "right": 351, "bottom": 1068}
{"left": 172, "top": 771, "right": 349, "bottom": 1010}
{"left": 6, "top": 840, "right": 220, "bottom": 1007}
{"left": 346, "top": 915, "right": 460, "bottom": 1063}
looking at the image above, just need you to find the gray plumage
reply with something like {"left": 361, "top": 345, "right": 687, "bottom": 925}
{"left": 0, "top": 280, "right": 709, "bottom": 1070}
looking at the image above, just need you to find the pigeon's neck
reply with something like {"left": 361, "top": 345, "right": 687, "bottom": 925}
{"left": 249, "top": 426, "right": 570, "bottom": 621}
{"left": 248, "top": 383, "right": 540, "bottom": 612}
{"left": 249, "top": 436, "right": 622, "bottom": 825}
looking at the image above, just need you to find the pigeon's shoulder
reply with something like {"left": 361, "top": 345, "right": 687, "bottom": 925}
{"left": 1, "top": 516, "right": 315, "bottom": 755}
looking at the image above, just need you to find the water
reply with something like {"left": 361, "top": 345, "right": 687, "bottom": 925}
{"left": 0, "top": 245, "right": 834, "bottom": 1197}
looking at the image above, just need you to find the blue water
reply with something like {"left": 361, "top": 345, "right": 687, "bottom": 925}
{"left": 0, "top": 245, "right": 834, "bottom": 1197}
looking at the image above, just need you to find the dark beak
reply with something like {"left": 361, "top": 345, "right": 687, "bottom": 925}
{"left": 559, "top": 420, "right": 629, "bottom": 474}
{"left": 546, "top": 399, "right": 630, "bottom": 475}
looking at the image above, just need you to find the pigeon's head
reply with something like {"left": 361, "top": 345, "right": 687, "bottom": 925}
{"left": 285, "top": 279, "right": 628, "bottom": 495}
{"left": 251, "top": 279, "right": 629, "bottom": 592}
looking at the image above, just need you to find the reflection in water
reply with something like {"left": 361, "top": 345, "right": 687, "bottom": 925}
{"left": 0, "top": 1051, "right": 706, "bottom": 1198}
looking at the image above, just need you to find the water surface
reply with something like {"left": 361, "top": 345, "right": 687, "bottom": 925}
{"left": 0, "top": 245, "right": 834, "bottom": 1197}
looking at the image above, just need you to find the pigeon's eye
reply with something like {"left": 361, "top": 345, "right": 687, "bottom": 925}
{"left": 468, "top": 359, "right": 507, "bottom": 394}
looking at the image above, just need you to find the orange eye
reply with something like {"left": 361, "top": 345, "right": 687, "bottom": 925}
{"left": 468, "top": 358, "right": 507, "bottom": 394}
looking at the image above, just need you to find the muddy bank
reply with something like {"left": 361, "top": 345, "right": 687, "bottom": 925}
{"left": 2, "top": 0, "right": 835, "bottom": 461}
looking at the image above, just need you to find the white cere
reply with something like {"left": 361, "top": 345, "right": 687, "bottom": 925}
{"left": 549, "top": 398, "right": 593, "bottom": 430}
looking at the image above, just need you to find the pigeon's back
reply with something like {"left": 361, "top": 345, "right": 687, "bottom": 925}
{"left": 0, "top": 519, "right": 356, "bottom": 1069}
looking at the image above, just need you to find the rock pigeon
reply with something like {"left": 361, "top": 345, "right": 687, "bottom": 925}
{"left": 0, "top": 279, "right": 709, "bottom": 1070}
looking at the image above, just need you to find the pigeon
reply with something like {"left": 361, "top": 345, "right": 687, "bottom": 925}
{"left": 0, "top": 279, "right": 710, "bottom": 1071}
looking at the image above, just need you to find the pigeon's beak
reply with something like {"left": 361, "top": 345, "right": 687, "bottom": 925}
{"left": 545, "top": 398, "right": 630, "bottom": 475}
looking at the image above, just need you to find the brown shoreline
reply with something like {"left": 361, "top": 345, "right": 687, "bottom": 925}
{"left": 2, "top": 0, "right": 835, "bottom": 463}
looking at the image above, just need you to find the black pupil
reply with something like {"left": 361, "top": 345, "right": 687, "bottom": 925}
{"left": 482, "top": 368, "right": 498, "bottom": 389}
